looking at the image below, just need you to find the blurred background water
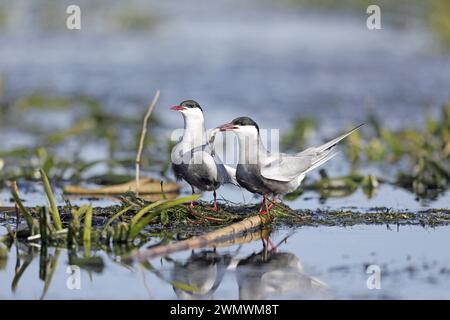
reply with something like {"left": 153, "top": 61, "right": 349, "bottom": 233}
{"left": 1, "top": 0, "right": 449, "bottom": 209}
{"left": 1, "top": 0, "right": 449, "bottom": 128}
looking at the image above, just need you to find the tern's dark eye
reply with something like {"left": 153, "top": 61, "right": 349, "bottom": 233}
{"left": 231, "top": 117, "right": 259, "bottom": 131}
{"left": 180, "top": 100, "right": 203, "bottom": 112}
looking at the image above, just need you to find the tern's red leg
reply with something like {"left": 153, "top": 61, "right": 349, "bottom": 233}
{"left": 259, "top": 195, "right": 269, "bottom": 215}
{"left": 212, "top": 190, "right": 218, "bottom": 211}
{"left": 264, "top": 236, "right": 277, "bottom": 252}
{"left": 267, "top": 195, "right": 277, "bottom": 212}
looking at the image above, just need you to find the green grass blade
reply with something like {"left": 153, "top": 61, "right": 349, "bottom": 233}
{"left": 127, "top": 194, "right": 199, "bottom": 241}
{"left": 11, "top": 181, "right": 34, "bottom": 232}
{"left": 40, "top": 169, "right": 62, "bottom": 230}
{"left": 71, "top": 205, "right": 89, "bottom": 224}
{"left": 130, "top": 200, "right": 165, "bottom": 228}
{"left": 83, "top": 205, "right": 93, "bottom": 253}
{"left": 102, "top": 205, "right": 133, "bottom": 232}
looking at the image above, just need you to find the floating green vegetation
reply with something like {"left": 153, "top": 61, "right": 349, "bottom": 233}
{"left": 428, "top": 0, "right": 450, "bottom": 47}
{"left": 14, "top": 91, "right": 71, "bottom": 111}
{"left": 0, "top": 80, "right": 161, "bottom": 183}
{"left": 283, "top": 104, "right": 450, "bottom": 200}
{"left": 273, "top": 206, "right": 450, "bottom": 228}
{"left": 2, "top": 185, "right": 449, "bottom": 251}
{"left": 3, "top": 177, "right": 206, "bottom": 250}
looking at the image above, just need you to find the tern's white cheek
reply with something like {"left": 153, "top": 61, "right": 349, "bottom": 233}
{"left": 237, "top": 126, "right": 258, "bottom": 136}
{"left": 183, "top": 108, "right": 203, "bottom": 119}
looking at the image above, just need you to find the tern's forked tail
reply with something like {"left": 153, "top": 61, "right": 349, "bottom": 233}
{"left": 316, "top": 123, "right": 364, "bottom": 153}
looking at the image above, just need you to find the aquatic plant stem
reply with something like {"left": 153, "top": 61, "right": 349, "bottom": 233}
{"left": 135, "top": 90, "right": 160, "bottom": 197}
{"left": 83, "top": 205, "right": 93, "bottom": 255}
{"left": 39, "top": 169, "right": 62, "bottom": 230}
{"left": 11, "top": 181, "right": 34, "bottom": 232}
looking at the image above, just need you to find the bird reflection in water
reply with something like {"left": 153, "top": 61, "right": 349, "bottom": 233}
{"left": 169, "top": 250, "right": 232, "bottom": 300}
{"left": 166, "top": 231, "right": 328, "bottom": 300}
{"left": 236, "top": 246, "right": 329, "bottom": 300}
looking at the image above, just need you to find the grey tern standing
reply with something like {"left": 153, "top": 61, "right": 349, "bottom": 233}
{"left": 217, "top": 117, "right": 362, "bottom": 214}
{"left": 170, "top": 100, "right": 236, "bottom": 211}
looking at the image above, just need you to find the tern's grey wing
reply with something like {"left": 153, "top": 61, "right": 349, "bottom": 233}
{"left": 218, "top": 163, "right": 237, "bottom": 185}
{"left": 260, "top": 154, "right": 315, "bottom": 182}
{"left": 188, "top": 143, "right": 237, "bottom": 185}
{"left": 202, "top": 141, "right": 237, "bottom": 185}
{"left": 261, "top": 124, "right": 363, "bottom": 182}
{"left": 212, "top": 151, "right": 237, "bottom": 185}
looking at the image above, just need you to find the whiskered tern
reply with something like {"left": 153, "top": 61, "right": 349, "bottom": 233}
{"left": 217, "top": 117, "right": 362, "bottom": 214}
{"left": 171, "top": 100, "right": 236, "bottom": 210}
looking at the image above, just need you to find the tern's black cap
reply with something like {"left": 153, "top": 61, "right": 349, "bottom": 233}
{"left": 180, "top": 100, "right": 203, "bottom": 112}
{"left": 231, "top": 117, "right": 259, "bottom": 131}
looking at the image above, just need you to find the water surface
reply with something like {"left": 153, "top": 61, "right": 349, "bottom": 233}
{"left": 1, "top": 225, "right": 449, "bottom": 299}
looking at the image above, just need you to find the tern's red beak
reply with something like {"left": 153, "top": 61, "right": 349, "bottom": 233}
{"left": 218, "top": 123, "right": 238, "bottom": 131}
{"left": 171, "top": 105, "right": 186, "bottom": 111}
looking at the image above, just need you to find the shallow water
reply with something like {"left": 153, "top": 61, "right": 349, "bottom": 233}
{"left": 1, "top": 181, "right": 447, "bottom": 215}
{"left": 1, "top": 224, "right": 449, "bottom": 299}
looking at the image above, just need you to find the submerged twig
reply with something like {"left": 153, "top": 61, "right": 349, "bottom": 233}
{"left": 135, "top": 90, "right": 160, "bottom": 197}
